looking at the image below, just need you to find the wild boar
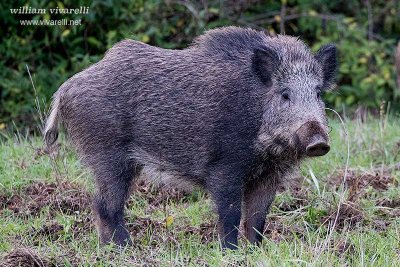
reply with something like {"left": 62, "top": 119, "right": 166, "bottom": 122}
{"left": 44, "top": 26, "right": 337, "bottom": 249}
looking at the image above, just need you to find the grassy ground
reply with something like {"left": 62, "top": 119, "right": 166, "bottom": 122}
{"left": 0, "top": 116, "right": 399, "bottom": 266}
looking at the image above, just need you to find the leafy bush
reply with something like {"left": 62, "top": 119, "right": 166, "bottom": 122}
{"left": 1, "top": 0, "right": 399, "bottom": 130}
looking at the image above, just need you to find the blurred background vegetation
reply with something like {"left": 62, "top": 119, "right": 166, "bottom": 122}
{"left": 1, "top": 0, "right": 400, "bottom": 132}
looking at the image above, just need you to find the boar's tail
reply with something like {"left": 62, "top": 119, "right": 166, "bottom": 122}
{"left": 43, "top": 90, "right": 61, "bottom": 149}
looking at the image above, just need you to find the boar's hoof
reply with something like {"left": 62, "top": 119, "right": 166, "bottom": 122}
{"left": 99, "top": 225, "right": 132, "bottom": 247}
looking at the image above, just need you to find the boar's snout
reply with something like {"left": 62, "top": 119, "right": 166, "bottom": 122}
{"left": 295, "top": 121, "right": 330, "bottom": 157}
{"left": 305, "top": 134, "right": 330, "bottom": 157}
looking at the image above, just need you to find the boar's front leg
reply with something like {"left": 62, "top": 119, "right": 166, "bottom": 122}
{"left": 92, "top": 157, "right": 137, "bottom": 246}
{"left": 207, "top": 165, "right": 245, "bottom": 250}
{"left": 243, "top": 177, "right": 277, "bottom": 244}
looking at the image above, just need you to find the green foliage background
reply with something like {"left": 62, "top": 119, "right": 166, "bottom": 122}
{"left": 1, "top": 0, "right": 400, "bottom": 130}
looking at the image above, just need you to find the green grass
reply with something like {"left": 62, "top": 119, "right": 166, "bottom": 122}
{"left": 0, "top": 117, "right": 399, "bottom": 266}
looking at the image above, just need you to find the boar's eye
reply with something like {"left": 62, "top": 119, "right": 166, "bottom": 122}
{"left": 281, "top": 91, "right": 290, "bottom": 101}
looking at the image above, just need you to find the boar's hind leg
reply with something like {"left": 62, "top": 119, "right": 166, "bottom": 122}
{"left": 243, "top": 177, "right": 277, "bottom": 244}
{"left": 92, "top": 157, "right": 138, "bottom": 246}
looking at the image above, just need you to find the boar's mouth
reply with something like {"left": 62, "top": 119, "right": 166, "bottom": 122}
{"left": 263, "top": 134, "right": 298, "bottom": 160}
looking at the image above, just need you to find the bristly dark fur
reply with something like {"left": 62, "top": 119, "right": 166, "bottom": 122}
{"left": 44, "top": 26, "right": 337, "bottom": 249}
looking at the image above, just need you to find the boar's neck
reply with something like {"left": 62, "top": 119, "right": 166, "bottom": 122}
{"left": 248, "top": 152, "right": 298, "bottom": 184}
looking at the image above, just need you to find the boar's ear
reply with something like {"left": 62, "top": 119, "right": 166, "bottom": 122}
{"left": 315, "top": 44, "right": 338, "bottom": 90}
{"left": 252, "top": 47, "right": 281, "bottom": 87}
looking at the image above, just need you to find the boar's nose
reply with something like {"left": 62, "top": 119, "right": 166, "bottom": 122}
{"left": 296, "top": 121, "right": 330, "bottom": 157}
{"left": 306, "top": 134, "right": 330, "bottom": 157}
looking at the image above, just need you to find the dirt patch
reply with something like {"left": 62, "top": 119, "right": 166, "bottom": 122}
{"left": 130, "top": 180, "right": 192, "bottom": 210}
{"left": 323, "top": 168, "right": 400, "bottom": 230}
{"left": 321, "top": 201, "right": 364, "bottom": 230}
{"left": 371, "top": 219, "right": 392, "bottom": 231}
{"left": 1, "top": 181, "right": 90, "bottom": 217}
{"left": 263, "top": 216, "right": 306, "bottom": 243}
{"left": 30, "top": 222, "right": 64, "bottom": 244}
{"left": 332, "top": 238, "right": 356, "bottom": 258}
{"left": 330, "top": 169, "right": 395, "bottom": 201}
{"left": 1, "top": 195, "right": 23, "bottom": 214}
{"left": 183, "top": 222, "right": 218, "bottom": 244}
{"left": 127, "top": 216, "right": 217, "bottom": 247}
{"left": 276, "top": 193, "right": 309, "bottom": 212}
{"left": 2, "top": 180, "right": 194, "bottom": 218}
{"left": 129, "top": 217, "right": 165, "bottom": 236}
{"left": 71, "top": 216, "right": 93, "bottom": 235}
{"left": 127, "top": 216, "right": 173, "bottom": 248}
{"left": 375, "top": 197, "right": 400, "bottom": 222}
{"left": 1, "top": 248, "right": 55, "bottom": 267}
{"left": 377, "top": 198, "right": 400, "bottom": 208}
{"left": 0, "top": 195, "right": 8, "bottom": 208}
{"left": 29, "top": 217, "right": 94, "bottom": 244}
